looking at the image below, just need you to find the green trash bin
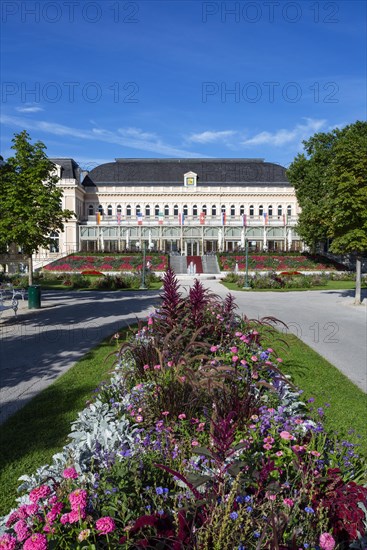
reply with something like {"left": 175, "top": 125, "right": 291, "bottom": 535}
{"left": 28, "top": 285, "right": 41, "bottom": 309}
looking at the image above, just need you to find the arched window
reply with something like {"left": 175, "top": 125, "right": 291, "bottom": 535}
{"left": 202, "top": 204, "right": 207, "bottom": 215}
{"left": 249, "top": 205, "right": 254, "bottom": 217}
{"left": 173, "top": 204, "right": 178, "bottom": 216}
{"left": 126, "top": 205, "right": 131, "bottom": 217}
{"left": 230, "top": 205, "right": 235, "bottom": 216}
{"left": 155, "top": 205, "right": 160, "bottom": 217}
{"left": 221, "top": 204, "right": 226, "bottom": 213}
{"left": 116, "top": 205, "right": 122, "bottom": 215}
{"left": 98, "top": 205, "right": 103, "bottom": 215}
{"left": 240, "top": 205, "right": 245, "bottom": 215}
{"left": 164, "top": 205, "right": 169, "bottom": 216}
{"left": 107, "top": 205, "right": 112, "bottom": 216}
{"left": 183, "top": 204, "right": 188, "bottom": 216}
{"left": 211, "top": 205, "right": 217, "bottom": 216}
{"left": 136, "top": 205, "right": 141, "bottom": 216}
{"left": 287, "top": 205, "right": 292, "bottom": 217}
{"left": 192, "top": 205, "right": 198, "bottom": 216}
{"left": 268, "top": 205, "right": 273, "bottom": 217}
{"left": 145, "top": 205, "right": 150, "bottom": 217}
{"left": 258, "top": 205, "right": 263, "bottom": 216}
{"left": 277, "top": 205, "right": 282, "bottom": 216}
{"left": 88, "top": 205, "right": 94, "bottom": 216}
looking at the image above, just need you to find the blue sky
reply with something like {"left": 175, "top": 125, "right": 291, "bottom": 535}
{"left": 1, "top": 0, "right": 366, "bottom": 168}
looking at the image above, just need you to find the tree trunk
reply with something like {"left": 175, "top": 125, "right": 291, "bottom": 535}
{"left": 354, "top": 256, "right": 362, "bottom": 305}
{"left": 28, "top": 254, "right": 33, "bottom": 286}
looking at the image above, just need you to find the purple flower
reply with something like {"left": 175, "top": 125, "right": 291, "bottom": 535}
{"left": 304, "top": 506, "right": 315, "bottom": 514}
{"left": 229, "top": 512, "right": 238, "bottom": 520}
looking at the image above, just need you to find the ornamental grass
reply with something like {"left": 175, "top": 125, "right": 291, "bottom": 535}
{"left": 1, "top": 269, "right": 366, "bottom": 549}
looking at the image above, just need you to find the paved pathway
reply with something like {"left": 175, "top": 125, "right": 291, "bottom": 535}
{"left": 0, "top": 290, "right": 161, "bottom": 424}
{"left": 177, "top": 276, "right": 367, "bottom": 394}
{"left": 0, "top": 281, "right": 366, "bottom": 424}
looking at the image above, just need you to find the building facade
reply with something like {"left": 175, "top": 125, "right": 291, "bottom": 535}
{"left": 37, "top": 157, "right": 302, "bottom": 263}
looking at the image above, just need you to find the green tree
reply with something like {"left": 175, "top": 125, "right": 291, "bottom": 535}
{"left": 287, "top": 121, "right": 367, "bottom": 305}
{"left": 0, "top": 131, "right": 74, "bottom": 285}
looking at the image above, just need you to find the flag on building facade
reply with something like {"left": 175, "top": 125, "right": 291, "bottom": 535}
{"left": 179, "top": 212, "right": 185, "bottom": 225}
{"left": 158, "top": 212, "right": 164, "bottom": 225}
{"left": 137, "top": 213, "right": 143, "bottom": 225}
{"left": 242, "top": 214, "right": 247, "bottom": 226}
{"left": 263, "top": 212, "right": 268, "bottom": 225}
{"left": 117, "top": 213, "right": 121, "bottom": 225}
{"left": 221, "top": 211, "right": 226, "bottom": 225}
{"left": 96, "top": 212, "right": 101, "bottom": 225}
{"left": 200, "top": 212, "right": 206, "bottom": 225}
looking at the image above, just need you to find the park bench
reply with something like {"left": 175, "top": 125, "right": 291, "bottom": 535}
{"left": 0, "top": 296, "right": 18, "bottom": 319}
{"left": 0, "top": 284, "right": 26, "bottom": 301}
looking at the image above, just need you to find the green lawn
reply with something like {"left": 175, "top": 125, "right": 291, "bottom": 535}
{"left": 222, "top": 280, "right": 364, "bottom": 292}
{"left": 1, "top": 323, "right": 366, "bottom": 516}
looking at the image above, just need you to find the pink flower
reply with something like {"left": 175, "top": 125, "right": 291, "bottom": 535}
{"left": 191, "top": 440, "right": 200, "bottom": 446}
{"left": 197, "top": 422, "right": 205, "bottom": 432}
{"left": 29, "top": 485, "right": 51, "bottom": 503}
{"left": 240, "top": 359, "right": 247, "bottom": 366}
{"left": 68, "top": 509, "right": 86, "bottom": 523}
{"left": 23, "top": 533, "right": 48, "bottom": 550}
{"left": 310, "top": 450, "right": 321, "bottom": 457}
{"left": 291, "top": 445, "right": 305, "bottom": 453}
{"left": 263, "top": 436, "right": 274, "bottom": 444}
{"left": 263, "top": 443, "right": 273, "bottom": 450}
{"left": 14, "top": 520, "right": 31, "bottom": 542}
{"left": 178, "top": 413, "right": 186, "bottom": 420}
{"left": 276, "top": 357, "right": 283, "bottom": 363}
{"left": 251, "top": 372, "right": 259, "bottom": 379}
{"left": 0, "top": 533, "right": 17, "bottom": 549}
{"left": 280, "top": 431, "right": 294, "bottom": 440}
{"left": 78, "top": 529, "right": 91, "bottom": 542}
{"left": 60, "top": 513, "right": 70, "bottom": 525}
{"left": 283, "top": 498, "right": 294, "bottom": 507}
{"left": 162, "top": 411, "right": 169, "bottom": 416}
{"left": 25, "top": 504, "right": 38, "bottom": 517}
{"left": 63, "top": 467, "right": 78, "bottom": 479}
{"left": 148, "top": 317, "right": 153, "bottom": 325}
{"left": 143, "top": 364, "right": 150, "bottom": 371}
{"left": 266, "top": 492, "right": 277, "bottom": 501}
{"left": 251, "top": 355, "right": 258, "bottom": 361}
{"left": 179, "top": 376, "right": 186, "bottom": 383}
{"left": 319, "top": 533, "right": 336, "bottom": 550}
{"left": 210, "top": 345, "right": 218, "bottom": 352}
{"left": 68, "top": 489, "right": 87, "bottom": 511}
{"left": 232, "top": 355, "right": 239, "bottom": 362}
{"left": 167, "top": 361, "right": 173, "bottom": 367}
{"left": 154, "top": 364, "right": 161, "bottom": 370}
{"left": 96, "top": 516, "right": 116, "bottom": 535}
{"left": 230, "top": 346, "right": 238, "bottom": 353}
{"left": 136, "top": 415, "right": 144, "bottom": 422}
{"left": 275, "top": 451, "right": 283, "bottom": 457}
{"left": 46, "top": 502, "right": 63, "bottom": 523}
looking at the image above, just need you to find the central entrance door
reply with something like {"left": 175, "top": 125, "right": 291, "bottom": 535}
{"left": 186, "top": 240, "right": 200, "bottom": 256}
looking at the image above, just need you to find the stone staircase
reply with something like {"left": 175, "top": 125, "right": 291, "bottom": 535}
{"left": 202, "top": 255, "right": 220, "bottom": 274}
{"left": 169, "top": 255, "right": 187, "bottom": 274}
{"left": 169, "top": 255, "right": 220, "bottom": 275}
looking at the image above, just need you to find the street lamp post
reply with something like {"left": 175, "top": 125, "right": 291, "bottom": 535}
{"left": 243, "top": 238, "right": 251, "bottom": 290}
{"left": 140, "top": 240, "right": 147, "bottom": 290}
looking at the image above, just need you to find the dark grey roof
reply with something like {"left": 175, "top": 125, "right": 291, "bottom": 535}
{"left": 50, "top": 158, "right": 80, "bottom": 180}
{"left": 83, "top": 159, "right": 290, "bottom": 187}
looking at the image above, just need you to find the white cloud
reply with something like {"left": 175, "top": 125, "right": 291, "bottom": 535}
{"left": 241, "top": 118, "right": 327, "bottom": 147}
{"left": 187, "top": 130, "right": 236, "bottom": 144}
{"left": 16, "top": 105, "right": 44, "bottom": 113}
{"left": 0, "top": 115, "right": 205, "bottom": 158}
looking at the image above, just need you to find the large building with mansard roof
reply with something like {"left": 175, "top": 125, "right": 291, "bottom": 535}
{"left": 38, "top": 157, "right": 302, "bottom": 263}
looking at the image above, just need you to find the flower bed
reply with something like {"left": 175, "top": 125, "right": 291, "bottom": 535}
{"left": 44, "top": 254, "right": 168, "bottom": 273}
{"left": 1, "top": 270, "right": 366, "bottom": 549}
{"left": 219, "top": 254, "right": 339, "bottom": 272}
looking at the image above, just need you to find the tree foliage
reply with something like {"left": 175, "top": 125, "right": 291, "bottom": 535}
{"left": 0, "top": 131, "right": 74, "bottom": 283}
{"left": 287, "top": 120, "right": 367, "bottom": 303}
